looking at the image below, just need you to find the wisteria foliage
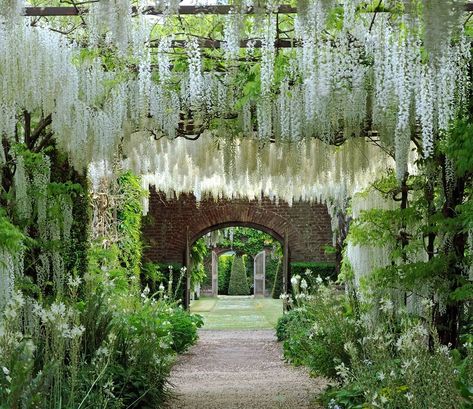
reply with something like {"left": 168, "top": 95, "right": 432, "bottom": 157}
{"left": 0, "top": 0, "right": 470, "bottom": 203}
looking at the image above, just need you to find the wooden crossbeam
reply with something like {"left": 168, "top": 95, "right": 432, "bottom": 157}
{"left": 161, "top": 38, "right": 297, "bottom": 49}
{"left": 25, "top": 6, "right": 82, "bottom": 16}
{"left": 21, "top": 4, "right": 473, "bottom": 17}
{"left": 24, "top": 4, "right": 297, "bottom": 17}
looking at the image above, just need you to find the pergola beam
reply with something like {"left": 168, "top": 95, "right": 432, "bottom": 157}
{"left": 161, "top": 38, "right": 296, "bottom": 49}
{"left": 21, "top": 4, "right": 473, "bottom": 17}
{"left": 24, "top": 5, "right": 297, "bottom": 17}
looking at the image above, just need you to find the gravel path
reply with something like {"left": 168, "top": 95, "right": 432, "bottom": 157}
{"left": 168, "top": 330, "right": 327, "bottom": 409}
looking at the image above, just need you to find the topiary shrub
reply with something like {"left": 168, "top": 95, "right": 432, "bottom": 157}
{"left": 271, "top": 259, "right": 283, "bottom": 299}
{"left": 244, "top": 255, "right": 254, "bottom": 295}
{"left": 218, "top": 254, "right": 233, "bottom": 294}
{"left": 228, "top": 255, "right": 250, "bottom": 295}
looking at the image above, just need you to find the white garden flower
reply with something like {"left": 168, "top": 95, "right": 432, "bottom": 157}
{"left": 50, "top": 302, "right": 66, "bottom": 318}
{"left": 335, "top": 362, "right": 350, "bottom": 382}
{"left": 379, "top": 298, "right": 394, "bottom": 313}
{"left": 70, "top": 325, "right": 85, "bottom": 339}
{"left": 67, "top": 276, "right": 82, "bottom": 289}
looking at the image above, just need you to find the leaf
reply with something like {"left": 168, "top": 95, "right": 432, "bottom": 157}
{"left": 450, "top": 284, "right": 473, "bottom": 302}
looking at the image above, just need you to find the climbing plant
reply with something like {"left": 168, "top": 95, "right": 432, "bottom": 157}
{"left": 0, "top": 1, "right": 472, "bottom": 407}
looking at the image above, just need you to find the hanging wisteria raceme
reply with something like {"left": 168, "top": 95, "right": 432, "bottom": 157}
{"left": 186, "top": 38, "right": 204, "bottom": 111}
{"left": 88, "top": 0, "right": 133, "bottom": 55}
{"left": 0, "top": 0, "right": 470, "bottom": 200}
{"left": 421, "top": 0, "right": 464, "bottom": 61}
{"left": 0, "top": 0, "right": 23, "bottom": 24}
{"left": 148, "top": 0, "right": 181, "bottom": 15}
{"left": 116, "top": 132, "right": 395, "bottom": 212}
{"left": 157, "top": 36, "right": 173, "bottom": 84}
{"left": 260, "top": 15, "right": 276, "bottom": 96}
{"left": 223, "top": 11, "right": 243, "bottom": 62}
{"left": 0, "top": 248, "right": 23, "bottom": 311}
{"left": 346, "top": 190, "right": 398, "bottom": 299}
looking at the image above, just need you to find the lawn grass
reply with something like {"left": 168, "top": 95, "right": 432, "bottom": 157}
{"left": 190, "top": 296, "right": 283, "bottom": 330}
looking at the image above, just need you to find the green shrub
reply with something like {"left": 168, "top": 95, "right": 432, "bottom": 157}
{"left": 275, "top": 309, "right": 301, "bottom": 341}
{"left": 281, "top": 283, "right": 355, "bottom": 378}
{"left": 218, "top": 254, "right": 233, "bottom": 294}
{"left": 228, "top": 255, "right": 250, "bottom": 295}
{"left": 167, "top": 308, "right": 203, "bottom": 353}
{"left": 111, "top": 299, "right": 175, "bottom": 409}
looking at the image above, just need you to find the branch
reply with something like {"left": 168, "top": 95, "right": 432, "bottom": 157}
{"left": 31, "top": 114, "right": 52, "bottom": 144}
{"left": 33, "top": 131, "right": 54, "bottom": 153}
{"left": 24, "top": 111, "right": 31, "bottom": 147}
{"left": 369, "top": 0, "right": 384, "bottom": 32}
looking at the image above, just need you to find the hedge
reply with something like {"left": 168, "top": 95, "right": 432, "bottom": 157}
{"left": 290, "top": 262, "right": 337, "bottom": 281}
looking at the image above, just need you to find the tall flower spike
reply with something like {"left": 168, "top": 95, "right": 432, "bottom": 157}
{"left": 187, "top": 38, "right": 203, "bottom": 110}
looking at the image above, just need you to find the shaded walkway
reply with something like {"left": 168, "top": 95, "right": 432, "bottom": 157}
{"left": 169, "top": 297, "right": 326, "bottom": 409}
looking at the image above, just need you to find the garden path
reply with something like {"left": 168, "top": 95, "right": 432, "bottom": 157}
{"left": 168, "top": 297, "right": 326, "bottom": 409}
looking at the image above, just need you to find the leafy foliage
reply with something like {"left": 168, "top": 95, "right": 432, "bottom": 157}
{"left": 218, "top": 254, "right": 233, "bottom": 295}
{"left": 228, "top": 255, "right": 250, "bottom": 296}
{"left": 278, "top": 282, "right": 355, "bottom": 379}
{"left": 117, "top": 171, "right": 147, "bottom": 278}
{"left": 0, "top": 208, "right": 25, "bottom": 251}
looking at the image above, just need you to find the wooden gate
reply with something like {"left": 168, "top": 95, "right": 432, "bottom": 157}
{"left": 211, "top": 250, "right": 218, "bottom": 297}
{"left": 253, "top": 250, "right": 266, "bottom": 297}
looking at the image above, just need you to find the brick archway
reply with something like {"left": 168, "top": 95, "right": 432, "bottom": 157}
{"left": 143, "top": 188, "right": 333, "bottom": 265}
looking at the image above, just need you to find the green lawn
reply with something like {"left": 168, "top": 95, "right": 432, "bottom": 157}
{"left": 190, "top": 296, "right": 283, "bottom": 330}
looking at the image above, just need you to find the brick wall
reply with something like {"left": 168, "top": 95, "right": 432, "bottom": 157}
{"left": 142, "top": 188, "right": 334, "bottom": 265}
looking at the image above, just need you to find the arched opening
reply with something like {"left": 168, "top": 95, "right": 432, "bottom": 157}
{"left": 186, "top": 225, "right": 289, "bottom": 327}
{"left": 190, "top": 221, "right": 286, "bottom": 246}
